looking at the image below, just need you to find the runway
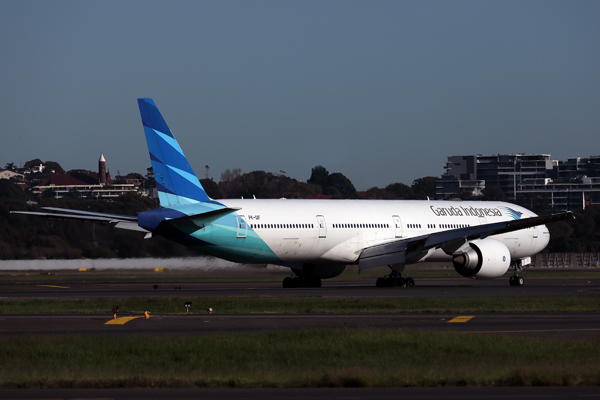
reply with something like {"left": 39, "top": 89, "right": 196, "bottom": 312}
{"left": 1, "top": 311, "right": 599, "bottom": 338}
{"left": 1, "top": 277, "right": 600, "bottom": 299}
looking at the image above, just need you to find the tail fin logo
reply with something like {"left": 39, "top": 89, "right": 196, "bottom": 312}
{"left": 138, "top": 98, "right": 210, "bottom": 206}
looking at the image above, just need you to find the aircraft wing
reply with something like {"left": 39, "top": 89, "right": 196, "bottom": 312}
{"left": 358, "top": 212, "right": 574, "bottom": 271}
{"left": 10, "top": 208, "right": 148, "bottom": 233}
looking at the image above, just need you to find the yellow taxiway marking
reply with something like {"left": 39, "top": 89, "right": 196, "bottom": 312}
{"left": 104, "top": 316, "right": 144, "bottom": 325}
{"left": 37, "top": 285, "right": 70, "bottom": 289}
{"left": 448, "top": 316, "right": 475, "bottom": 323}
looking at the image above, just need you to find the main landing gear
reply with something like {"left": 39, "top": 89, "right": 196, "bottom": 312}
{"left": 282, "top": 276, "right": 322, "bottom": 288}
{"left": 509, "top": 264, "right": 524, "bottom": 287}
{"left": 375, "top": 270, "right": 415, "bottom": 288}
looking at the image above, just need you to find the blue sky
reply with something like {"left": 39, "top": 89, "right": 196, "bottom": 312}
{"left": 1, "top": 1, "right": 599, "bottom": 190}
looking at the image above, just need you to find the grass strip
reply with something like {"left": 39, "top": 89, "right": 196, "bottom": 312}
{"left": 1, "top": 295, "right": 599, "bottom": 314}
{"left": 1, "top": 329, "right": 599, "bottom": 388}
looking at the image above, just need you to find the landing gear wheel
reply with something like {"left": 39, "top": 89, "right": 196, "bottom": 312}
{"left": 283, "top": 277, "right": 293, "bottom": 288}
{"left": 516, "top": 276, "right": 524, "bottom": 286}
{"left": 509, "top": 276, "right": 524, "bottom": 286}
{"left": 295, "top": 277, "right": 304, "bottom": 288}
{"left": 376, "top": 270, "right": 413, "bottom": 288}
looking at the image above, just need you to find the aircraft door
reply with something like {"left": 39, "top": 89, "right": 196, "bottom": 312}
{"left": 236, "top": 216, "right": 247, "bottom": 238}
{"left": 392, "top": 215, "right": 403, "bottom": 238}
{"left": 316, "top": 215, "right": 327, "bottom": 238}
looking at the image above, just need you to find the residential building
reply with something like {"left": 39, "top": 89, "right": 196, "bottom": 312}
{"left": 436, "top": 154, "right": 600, "bottom": 212}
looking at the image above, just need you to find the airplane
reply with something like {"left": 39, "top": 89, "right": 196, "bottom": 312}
{"left": 12, "top": 98, "right": 574, "bottom": 288}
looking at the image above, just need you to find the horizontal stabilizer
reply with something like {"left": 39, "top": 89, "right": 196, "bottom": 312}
{"left": 11, "top": 210, "right": 148, "bottom": 232}
{"left": 165, "top": 207, "right": 241, "bottom": 229}
{"left": 41, "top": 207, "right": 138, "bottom": 221}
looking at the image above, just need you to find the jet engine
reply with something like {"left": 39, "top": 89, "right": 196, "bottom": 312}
{"left": 452, "top": 238, "right": 511, "bottom": 279}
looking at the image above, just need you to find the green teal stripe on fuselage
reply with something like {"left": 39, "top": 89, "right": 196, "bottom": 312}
{"left": 162, "top": 204, "right": 280, "bottom": 263}
{"left": 188, "top": 215, "right": 280, "bottom": 263}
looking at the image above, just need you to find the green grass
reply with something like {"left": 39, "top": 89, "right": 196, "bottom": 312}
{"left": 1, "top": 295, "right": 599, "bottom": 314}
{"left": 1, "top": 329, "right": 599, "bottom": 388}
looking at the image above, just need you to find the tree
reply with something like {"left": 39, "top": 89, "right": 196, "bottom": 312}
{"left": 324, "top": 173, "right": 356, "bottom": 197}
{"left": 307, "top": 165, "right": 329, "bottom": 187}
{"left": 385, "top": 182, "right": 414, "bottom": 199}
{"left": 24, "top": 159, "right": 43, "bottom": 169}
{"left": 143, "top": 167, "right": 156, "bottom": 189}
{"left": 411, "top": 176, "right": 437, "bottom": 199}
{"left": 480, "top": 186, "right": 508, "bottom": 201}
{"left": 322, "top": 186, "right": 342, "bottom": 197}
{"left": 200, "top": 178, "right": 222, "bottom": 199}
{"left": 43, "top": 161, "right": 65, "bottom": 174}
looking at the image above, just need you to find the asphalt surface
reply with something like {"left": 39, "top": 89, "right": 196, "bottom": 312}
{"left": 1, "top": 276, "right": 599, "bottom": 337}
{"left": 1, "top": 277, "right": 600, "bottom": 299}
{"left": 1, "top": 311, "right": 599, "bottom": 338}
{"left": 0, "top": 387, "right": 599, "bottom": 400}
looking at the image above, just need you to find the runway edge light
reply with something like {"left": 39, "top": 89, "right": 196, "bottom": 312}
{"left": 112, "top": 306, "right": 119, "bottom": 320}
{"left": 184, "top": 302, "right": 192, "bottom": 313}
{"left": 207, "top": 307, "right": 213, "bottom": 314}
{"left": 144, "top": 311, "right": 150, "bottom": 319}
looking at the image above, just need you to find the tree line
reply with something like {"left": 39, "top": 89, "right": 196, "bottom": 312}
{"left": 0, "top": 164, "right": 596, "bottom": 260}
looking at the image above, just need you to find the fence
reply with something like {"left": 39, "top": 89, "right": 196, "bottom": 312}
{"left": 533, "top": 252, "right": 600, "bottom": 268}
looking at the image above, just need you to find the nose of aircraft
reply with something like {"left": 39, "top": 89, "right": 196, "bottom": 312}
{"left": 539, "top": 224, "right": 550, "bottom": 251}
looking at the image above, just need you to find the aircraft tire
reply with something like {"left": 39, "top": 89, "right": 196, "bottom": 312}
{"left": 516, "top": 276, "right": 524, "bottom": 286}
{"left": 283, "top": 277, "right": 293, "bottom": 288}
{"left": 376, "top": 278, "right": 384, "bottom": 287}
{"left": 406, "top": 277, "right": 415, "bottom": 287}
{"left": 295, "top": 278, "right": 304, "bottom": 288}
{"left": 384, "top": 277, "right": 394, "bottom": 287}
{"left": 509, "top": 276, "right": 516, "bottom": 286}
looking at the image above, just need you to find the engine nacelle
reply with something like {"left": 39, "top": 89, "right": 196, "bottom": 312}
{"left": 452, "top": 238, "right": 511, "bottom": 279}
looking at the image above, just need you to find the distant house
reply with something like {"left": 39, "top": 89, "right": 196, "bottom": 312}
{"left": 0, "top": 169, "right": 25, "bottom": 180}
{"left": 29, "top": 154, "right": 143, "bottom": 200}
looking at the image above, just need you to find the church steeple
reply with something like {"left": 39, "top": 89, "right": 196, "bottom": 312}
{"left": 98, "top": 154, "right": 107, "bottom": 184}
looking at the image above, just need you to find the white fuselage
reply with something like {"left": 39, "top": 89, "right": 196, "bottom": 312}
{"left": 215, "top": 199, "right": 549, "bottom": 265}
